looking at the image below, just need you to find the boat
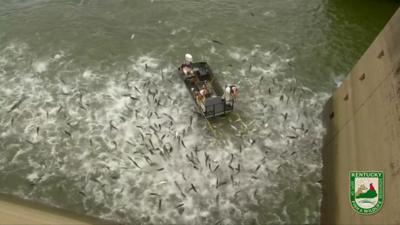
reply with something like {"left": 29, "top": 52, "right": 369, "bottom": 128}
{"left": 178, "top": 61, "right": 235, "bottom": 118}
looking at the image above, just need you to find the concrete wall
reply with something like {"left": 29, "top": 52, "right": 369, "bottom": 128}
{"left": 0, "top": 193, "right": 115, "bottom": 225}
{"left": 321, "top": 7, "right": 400, "bottom": 225}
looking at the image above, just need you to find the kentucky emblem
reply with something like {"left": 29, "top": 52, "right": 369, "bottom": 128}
{"left": 349, "top": 171, "right": 384, "bottom": 215}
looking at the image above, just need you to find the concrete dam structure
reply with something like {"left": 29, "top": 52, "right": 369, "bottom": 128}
{"left": 321, "top": 7, "right": 400, "bottom": 225}
{"left": 0, "top": 193, "right": 114, "bottom": 225}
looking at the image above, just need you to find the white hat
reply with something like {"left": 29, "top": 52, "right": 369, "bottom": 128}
{"left": 185, "top": 53, "right": 193, "bottom": 63}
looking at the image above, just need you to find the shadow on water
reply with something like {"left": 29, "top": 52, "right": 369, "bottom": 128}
{"left": 320, "top": 97, "right": 338, "bottom": 225}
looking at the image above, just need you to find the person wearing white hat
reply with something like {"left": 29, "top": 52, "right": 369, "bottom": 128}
{"left": 180, "top": 53, "right": 193, "bottom": 75}
{"left": 224, "top": 84, "right": 238, "bottom": 104}
{"left": 185, "top": 53, "right": 193, "bottom": 64}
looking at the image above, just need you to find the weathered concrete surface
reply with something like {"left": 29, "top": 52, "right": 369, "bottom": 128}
{"left": 0, "top": 193, "right": 115, "bottom": 225}
{"left": 321, "top": 7, "right": 400, "bottom": 225}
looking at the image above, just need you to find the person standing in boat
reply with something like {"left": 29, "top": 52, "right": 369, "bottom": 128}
{"left": 179, "top": 53, "right": 193, "bottom": 75}
{"left": 224, "top": 84, "right": 239, "bottom": 104}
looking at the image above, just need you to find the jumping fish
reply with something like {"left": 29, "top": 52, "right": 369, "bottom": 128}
{"left": 189, "top": 115, "right": 193, "bottom": 127}
{"left": 204, "top": 153, "right": 210, "bottom": 166}
{"left": 174, "top": 181, "right": 186, "bottom": 198}
{"left": 109, "top": 120, "right": 118, "bottom": 131}
{"left": 149, "top": 126, "right": 158, "bottom": 133}
{"left": 181, "top": 172, "right": 187, "bottom": 181}
{"left": 228, "top": 164, "right": 234, "bottom": 171}
{"left": 112, "top": 140, "right": 117, "bottom": 149}
{"left": 216, "top": 179, "right": 227, "bottom": 189}
{"left": 188, "top": 183, "right": 198, "bottom": 193}
{"left": 181, "top": 140, "right": 187, "bottom": 149}
{"left": 251, "top": 175, "right": 259, "bottom": 180}
{"left": 287, "top": 135, "right": 298, "bottom": 139}
{"left": 212, "top": 165, "right": 220, "bottom": 173}
{"left": 253, "top": 189, "right": 258, "bottom": 198}
{"left": 259, "top": 76, "right": 264, "bottom": 85}
{"left": 211, "top": 39, "right": 223, "bottom": 45}
{"left": 144, "top": 156, "right": 152, "bottom": 165}
{"left": 64, "top": 130, "right": 72, "bottom": 138}
{"left": 255, "top": 164, "right": 261, "bottom": 172}
{"left": 8, "top": 96, "right": 27, "bottom": 113}
{"left": 134, "top": 86, "right": 141, "bottom": 93}
{"left": 282, "top": 113, "right": 288, "bottom": 121}
{"left": 129, "top": 96, "right": 138, "bottom": 101}
{"left": 148, "top": 139, "right": 155, "bottom": 149}
{"left": 162, "top": 113, "right": 174, "bottom": 122}
{"left": 229, "top": 153, "right": 234, "bottom": 165}
{"left": 236, "top": 164, "right": 241, "bottom": 173}
{"left": 128, "top": 156, "right": 141, "bottom": 168}
{"left": 175, "top": 203, "right": 184, "bottom": 208}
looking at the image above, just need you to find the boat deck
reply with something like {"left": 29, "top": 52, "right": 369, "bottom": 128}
{"left": 179, "top": 62, "right": 234, "bottom": 118}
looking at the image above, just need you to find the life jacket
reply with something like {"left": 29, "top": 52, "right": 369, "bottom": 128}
{"left": 180, "top": 62, "right": 192, "bottom": 70}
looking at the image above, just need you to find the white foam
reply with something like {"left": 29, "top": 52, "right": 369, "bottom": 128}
{"left": 32, "top": 60, "right": 49, "bottom": 73}
{"left": 82, "top": 70, "right": 93, "bottom": 79}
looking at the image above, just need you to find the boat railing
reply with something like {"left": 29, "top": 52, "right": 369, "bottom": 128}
{"left": 204, "top": 98, "right": 234, "bottom": 118}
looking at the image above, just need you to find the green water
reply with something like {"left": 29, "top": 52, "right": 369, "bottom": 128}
{"left": 0, "top": 0, "right": 398, "bottom": 224}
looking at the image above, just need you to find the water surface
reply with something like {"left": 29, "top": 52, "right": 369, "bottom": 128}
{"left": 0, "top": 0, "right": 398, "bottom": 224}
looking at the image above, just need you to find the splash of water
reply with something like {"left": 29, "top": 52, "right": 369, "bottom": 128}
{"left": 0, "top": 42, "right": 327, "bottom": 224}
